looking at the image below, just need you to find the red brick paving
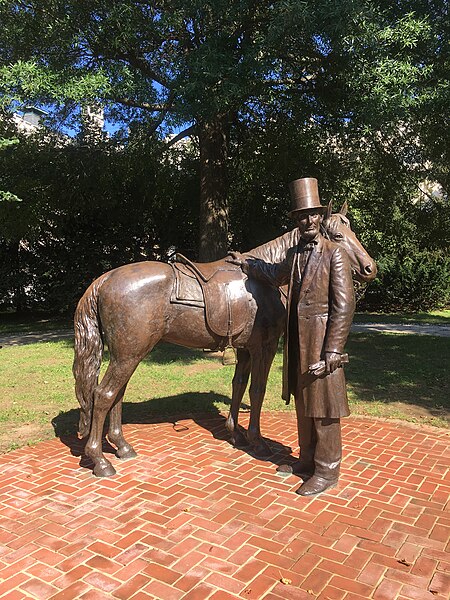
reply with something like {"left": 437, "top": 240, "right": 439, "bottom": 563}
{"left": 0, "top": 414, "right": 449, "bottom": 599}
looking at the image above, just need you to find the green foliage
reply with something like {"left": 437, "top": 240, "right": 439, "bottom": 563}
{"left": 0, "top": 190, "right": 20, "bottom": 202}
{"left": 0, "top": 128, "right": 199, "bottom": 311}
{"left": 0, "top": 137, "right": 18, "bottom": 150}
{"left": 0, "top": 136, "right": 20, "bottom": 202}
{"left": 1, "top": 1, "right": 447, "bottom": 158}
{"left": 0, "top": 0, "right": 448, "bottom": 307}
{"left": 363, "top": 249, "right": 450, "bottom": 312}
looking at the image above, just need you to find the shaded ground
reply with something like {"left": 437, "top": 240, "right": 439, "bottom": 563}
{"left": 1, "top": 322, "right": 450, "bottom": 347}
{"left": 345, "top": 332, "right": 449, "bottom": 427}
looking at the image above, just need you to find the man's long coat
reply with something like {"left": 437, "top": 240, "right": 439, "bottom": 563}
{"left": 247, "top": 233, "right": 355, "bottom": 418}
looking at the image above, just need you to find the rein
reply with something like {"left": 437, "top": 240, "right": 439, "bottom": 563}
{"left": 320, "top": 223, "right": 331, "bottom": 241}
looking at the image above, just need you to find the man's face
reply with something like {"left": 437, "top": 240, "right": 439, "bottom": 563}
{"left": 295, "top": 210, "right": 324, "bottom": 241}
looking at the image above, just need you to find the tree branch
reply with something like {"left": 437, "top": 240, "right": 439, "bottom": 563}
{"left": 115, "top": 97, "right": 171, "bottom": 112}
{"left": 146, "top": 110, "right": 171, "bottom": 137}
{"left": 123, "top": 51, "right": 171, "bottom": 89}
{"left": 92, "top": 45, "right": 172, "bottom": 90}
{"left": 115, "top": 90, "right": 177, "bottom": 135}
{"left": 166, "top": 125, "right": 196, "bottom": 147}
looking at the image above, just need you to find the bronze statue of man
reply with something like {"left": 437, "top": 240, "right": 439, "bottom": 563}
{"left": 230, "top": 177, "right": 355, "bottom": 496}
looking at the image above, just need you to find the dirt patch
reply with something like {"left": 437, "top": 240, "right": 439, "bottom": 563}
{"left": 351, "top": 399, "right": 449, "bottom": 429}
{"left": 185, "top": 360, "right": 223, "bottom": 375}
{"left": 347, "top": 413, "right": 450, "bottom": 435}
{"left": 386, "top": 401, "right": 449, "bottom": 424}
{"left": 0, "top": 422, "right": 50, "bottom": 454}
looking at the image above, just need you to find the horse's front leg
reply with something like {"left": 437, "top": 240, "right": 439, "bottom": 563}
{"left": 226, "top": 349, "right": 251, "bottom": 448}
{"left": 107, "top": 385, "right": 137, "bottom": 460}
{"left": 247, "top": 342, "right": 278, "bottom": 457}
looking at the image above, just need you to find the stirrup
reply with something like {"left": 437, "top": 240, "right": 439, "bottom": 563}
{"left": 222, "top": 344, "right": 237, "bottom": 366}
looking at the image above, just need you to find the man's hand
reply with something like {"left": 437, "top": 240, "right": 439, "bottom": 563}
{"left": 226, "top": 251, "right": 249, "bottom": 274}
{"left": 325, "top": 352, "right": 342, "bottom": 374}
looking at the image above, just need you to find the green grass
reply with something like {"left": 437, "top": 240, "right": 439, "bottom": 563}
{"left": 346, "top": 333, "right": 449, "bottom": 425}
{"left": 353, "top": 309, "right": 450, "bottom": 325}
{"left": 0, "top": 329, "right": 448, "bottom": 452}
{"left": 0, "top": 312, "right": 72, "bottom": 335}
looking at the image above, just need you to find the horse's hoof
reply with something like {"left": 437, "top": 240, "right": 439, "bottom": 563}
{"left": 116, "top": 446, "right": 137, "bottom": 460}
{"left": 93, "top": 461, "right": 116, "bottom": 477}
{"left": 231, "top": 431, "right": 250, "bottom": 448}
{"left": 252, "top": 440, "right": 272, "bottom": 458}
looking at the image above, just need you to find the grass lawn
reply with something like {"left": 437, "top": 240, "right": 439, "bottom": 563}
{"left": 0, "top": 329, "right": 448, "bottom": 453}
{"left": 1, "top": 308, "right": 448, "bottom": 336}
{"left": 353, "top": 309, "right": 450, "bottom": 325}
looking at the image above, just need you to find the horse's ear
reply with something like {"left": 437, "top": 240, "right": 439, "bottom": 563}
{"left": 325, "top": 201, "right": 333, "bottom": 222}
{"left": 339, "top": 201, "right": 348, "bottom": 216}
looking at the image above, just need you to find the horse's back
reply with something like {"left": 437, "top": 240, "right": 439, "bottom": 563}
{"left": 96, "top": 261, "right": 174, "bottom": 353}
{"left": 98, "top": 260, "right": 173, "bottom": 307}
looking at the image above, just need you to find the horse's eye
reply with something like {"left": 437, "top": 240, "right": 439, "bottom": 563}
{"left": 334, "top": 233, "right": 344, "bottom": 240}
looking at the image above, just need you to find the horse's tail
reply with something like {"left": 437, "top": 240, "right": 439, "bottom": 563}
{"left": 73, "top": 272, "right": 111, "bottom": 438}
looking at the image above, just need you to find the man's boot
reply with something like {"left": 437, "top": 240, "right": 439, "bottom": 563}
{"left": 296, "top": 418, "right": 341, "bottom": 496}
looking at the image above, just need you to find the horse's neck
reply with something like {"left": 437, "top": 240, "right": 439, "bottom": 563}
{"left": 244, "top": 229, "right": 300, "bottom": 263}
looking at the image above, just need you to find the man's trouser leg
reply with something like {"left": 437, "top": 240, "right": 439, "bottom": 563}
{"left": 295, "top": 417, "right": 342, "bottom": 496}
{"left": 293, "top": 394, "right": 316, "bottom": 477}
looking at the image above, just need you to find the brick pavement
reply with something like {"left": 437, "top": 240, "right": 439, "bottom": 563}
{"left": 0, "top": 413, "right": 448, "bottom": 600}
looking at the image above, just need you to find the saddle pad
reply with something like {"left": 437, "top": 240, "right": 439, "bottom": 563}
{"left": 171, "top": 264, "right": 204, "bottom": 307}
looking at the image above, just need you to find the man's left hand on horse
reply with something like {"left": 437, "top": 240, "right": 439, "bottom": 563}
{"left": 226, "top": 252, "right": 249, "bottom": 274}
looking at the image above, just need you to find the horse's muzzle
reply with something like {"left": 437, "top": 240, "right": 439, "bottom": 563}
{"left": 356, "top": 261, "right": 377, "bottom": 282}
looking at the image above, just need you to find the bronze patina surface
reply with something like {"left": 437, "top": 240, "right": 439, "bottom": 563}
{"left": 229, "top": 177, "right": 376, "bottom": 496}
{"left": 73, "top": 179, "right": 376, "bottom": 479}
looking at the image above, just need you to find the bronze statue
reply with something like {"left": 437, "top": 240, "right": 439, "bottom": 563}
{"left": 228, "top": 178, "right": 374, "bottom": 495}
{"left": 73, "top": 186, "right": 376, "bottom": 478}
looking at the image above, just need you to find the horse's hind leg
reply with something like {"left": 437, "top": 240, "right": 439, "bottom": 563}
{"left": 107, "top": 384, "right": 137, "bottom": 460}
{"left": 226, "top": 349, "right": 251, "bottom": 448}
{"left": 85, "top": 360, "right": 139, "bottom": 477}
{"left": 247, "top": 341, "right": 278, "bottom": 457}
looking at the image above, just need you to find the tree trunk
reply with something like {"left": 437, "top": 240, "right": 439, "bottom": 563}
{"left": 198, "top": 115, "right": 230, "bottom": 262}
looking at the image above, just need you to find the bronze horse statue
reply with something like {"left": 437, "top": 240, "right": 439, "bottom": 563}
{"left": 73, "top": 202, "right": 376, "bottom": 477}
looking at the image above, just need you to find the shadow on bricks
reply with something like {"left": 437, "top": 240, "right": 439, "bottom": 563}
{"left": 52, "top": 392, "right": 294, "bottom": 476}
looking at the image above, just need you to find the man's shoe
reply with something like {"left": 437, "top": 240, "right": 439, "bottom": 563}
{"left": 295, "top": 475, "right": 338, "bottom": 496}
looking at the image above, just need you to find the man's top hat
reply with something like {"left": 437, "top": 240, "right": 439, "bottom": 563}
{"left": 288, "top": 177, "right": 326, "bottom": 217}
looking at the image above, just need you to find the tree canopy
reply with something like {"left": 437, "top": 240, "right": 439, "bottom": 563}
{"left": 0, "top": 0, "right": 448, "bottom": 310}
{"left": 1, "top": 0, "right": 448, "bottom": 257}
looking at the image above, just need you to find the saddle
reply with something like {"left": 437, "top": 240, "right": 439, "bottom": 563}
{"left": 171, "top": 254, "right": 250, "bottom": 358}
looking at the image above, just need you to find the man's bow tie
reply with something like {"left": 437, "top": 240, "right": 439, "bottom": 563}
{"left": 301, "top": 242, "right": 317, "bottom": 251}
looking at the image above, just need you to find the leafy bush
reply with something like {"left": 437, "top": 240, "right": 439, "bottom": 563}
{"left": 362, "top": 249, "right": 450, "bottom": 311}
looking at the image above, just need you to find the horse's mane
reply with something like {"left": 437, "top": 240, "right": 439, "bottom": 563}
{"left": 243, "top": 214, "right": 346, "bottom": 263}
{"left": 244, "top": 229, "right": 300, "bottom": 263}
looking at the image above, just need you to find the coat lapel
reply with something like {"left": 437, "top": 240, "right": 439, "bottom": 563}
{"left": 299, "top": 235, "right": 324, "bottom": 298}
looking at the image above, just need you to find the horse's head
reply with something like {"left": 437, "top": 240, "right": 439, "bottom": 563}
{"left": 323, "top": 202, "right": 377, "bottom": 283}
